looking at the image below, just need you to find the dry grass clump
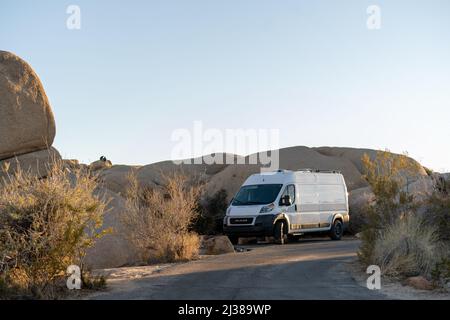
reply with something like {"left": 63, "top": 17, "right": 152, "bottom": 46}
{"left": 0, "top": 161, "right": 109, "bottom": 299}
{"left": 372, "top": 215, "right": 439, "bottom": 277}
{"left": 121, "top": 172, "right": 201, "bottom": 264}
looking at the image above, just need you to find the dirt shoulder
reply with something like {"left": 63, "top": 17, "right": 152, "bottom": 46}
{"left": 350, "top": 261, "right": 450, "bottom": 300}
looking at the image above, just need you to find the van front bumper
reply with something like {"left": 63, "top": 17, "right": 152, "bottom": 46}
{"left": 223, "top": 214, "right": 277, "bottom": 237}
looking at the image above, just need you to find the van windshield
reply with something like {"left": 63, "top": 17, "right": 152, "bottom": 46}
{"left": 232, "top": 184, "right": 283, "bottom": 206}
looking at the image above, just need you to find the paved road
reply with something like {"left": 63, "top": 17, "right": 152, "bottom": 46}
{"left": 89, "top": 238, "right": 387, "bottom": 300}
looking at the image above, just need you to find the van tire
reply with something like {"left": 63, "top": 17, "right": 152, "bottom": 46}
{"left": 329, "top": 220, "right": 343, "bottom": 240}
{"left": 274, "top": 221, "right": 286, "bottom": 245}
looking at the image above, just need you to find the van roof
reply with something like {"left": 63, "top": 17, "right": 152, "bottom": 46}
{"left": 243, "top": 169, "right": 346, "bottom": 186}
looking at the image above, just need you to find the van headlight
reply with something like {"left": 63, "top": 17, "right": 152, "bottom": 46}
{"left": 226, "top": 207, "right": 231, "bottom": 214}
{"left": 260, "top": 203, "right": 275, "bottom": 213}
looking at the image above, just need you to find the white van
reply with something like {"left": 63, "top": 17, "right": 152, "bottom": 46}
{"left": 223, "top": 169, "right": 349, "bottom": 244}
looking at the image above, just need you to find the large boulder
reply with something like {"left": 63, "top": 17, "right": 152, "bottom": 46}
{"left": 89, "top": 159, "right": 112, "bottom": 172}
{"left": 0, "top": 147, "right": 61, "bottom": 181}
{"left": 97, "top": 155, "right": 230, "bottom": 196}
{"left": 405, "top": 276, "right": 434, "bottom": 291}
{"left": 98, "top": 165, "right": 137, "bottom": 195}
{"left": 0, "top": 51, "right": 56, "bottom": 160}
{"left": 349, "top": 187, "right": 374, "bottom": 209}
{"left": 314, "top": 147, "right": 427, "bottom": 176}
{"left": 135, "top": 156, "right": 229, "bottom": 190}
{"left": 402, "top": 176, "right": 434, "bottom": 201}
{"left": 84, "top": 188, "right": 139, "bottom": 269}
{"left": 201, "top": 235, "right": 235, "bottom": 255}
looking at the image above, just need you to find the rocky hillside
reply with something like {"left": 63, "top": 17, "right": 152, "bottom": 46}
{"left": 97, "top": 146, "right": 431, "bottom": 200}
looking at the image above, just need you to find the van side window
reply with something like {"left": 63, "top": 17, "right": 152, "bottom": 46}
{"left": 280, "top": 184, "right": 295, "bottom": 204}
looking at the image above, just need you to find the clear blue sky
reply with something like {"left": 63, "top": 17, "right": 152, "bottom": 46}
{"left": 1, "top": 0, "right": 449, "bottom": 171}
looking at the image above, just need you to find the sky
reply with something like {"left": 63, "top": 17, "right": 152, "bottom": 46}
{"left": 1, "top": 0, "right": 449, "bottom": 171}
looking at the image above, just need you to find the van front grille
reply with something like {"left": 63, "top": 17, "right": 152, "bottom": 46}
{"left": 229, "top": 217, "right": 253, "bottom": 225}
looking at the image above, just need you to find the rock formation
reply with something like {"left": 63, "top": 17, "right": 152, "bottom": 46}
{"left": 0, "top": 51, "right": 56, "bottom": 160}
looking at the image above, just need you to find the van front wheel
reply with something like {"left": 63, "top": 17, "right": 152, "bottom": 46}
{"left": 329, "top": 220, "right": 343, "bottom": 240}
{"left": 274, "top": 221, "right": 286, "bottom": 245}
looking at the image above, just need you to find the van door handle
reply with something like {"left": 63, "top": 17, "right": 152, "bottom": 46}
{"left": 295, "top": 204, "right": 297, "bottom": 212}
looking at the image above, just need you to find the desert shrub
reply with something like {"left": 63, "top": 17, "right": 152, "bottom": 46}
{"left": 150, "top": 233, "right": 200, "bottom": 263}
{"left": 431, "top": 256, "right": 450, "bottom": 286}
{"left": 358, "top": 151, "right": 421, "bottom": 265}
{"left": 195, "top": 189, "right": 228, "bottom": 235}
{"left": 121, "top": 172, "right": 201, "bottom": 264}
{"left": 424, "top": 181, "right": 450, "bottom": 241}
{"left": 0, "top": 162, "right": 109, "bottom": 299}
{"left": 423, "top": 177, "right": 450, "bottom": 285}
{"left": 348, "top": 206, "right": 369, "bottom": 235}
{"left": 424, "top": 167, "right": 434, "bottom": 177}
{"left": 81, "top": 271, "right": 107, "bottom": 291}
{"left": 371, "top": 215, "right": 439, "bottom": 277}
{"left": 357, "top": 151, "right": 448, "bottom": 281}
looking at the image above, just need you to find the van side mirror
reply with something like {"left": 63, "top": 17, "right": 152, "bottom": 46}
{"left": 280, "top": 195, "right": 292, "bottom": 206}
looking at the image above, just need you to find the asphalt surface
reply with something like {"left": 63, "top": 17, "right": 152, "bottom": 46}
{"left": 88, "top": 238, "right": 388, "bottom": 300}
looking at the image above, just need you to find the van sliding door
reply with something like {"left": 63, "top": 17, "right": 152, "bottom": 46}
{"left": 297, "top": 185, "right": 320, "bottom": 229}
